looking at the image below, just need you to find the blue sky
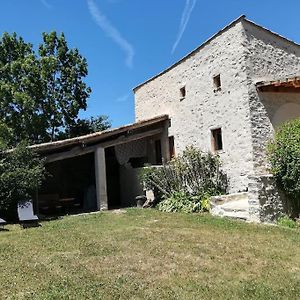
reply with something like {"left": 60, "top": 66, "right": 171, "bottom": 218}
{"left": 1, "top": 0, "right": 300, "bottom": 127}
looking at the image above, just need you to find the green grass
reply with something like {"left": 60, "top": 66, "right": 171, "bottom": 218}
{"left": 0, "top": 209, "right": 299, "bottom": 300}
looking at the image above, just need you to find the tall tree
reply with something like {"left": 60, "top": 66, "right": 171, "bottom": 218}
{"left": 39, "top": 32, "right": 91, "bottom": 141}
{"left": 59, "top": 115, "right": 111, "bottom": 139}
{"left": 0, "top": 121, "right": 14, "bottom": 148}
{"left": 0, "top": 33, "right": 43, "bottom": 143}
{"left": 0, "top": 31, "right": 92, "bottom": 145}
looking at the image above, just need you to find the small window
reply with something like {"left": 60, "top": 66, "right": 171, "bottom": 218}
{"left": 180, "top": 86, "right": 186, "bottom": 99}
{"left": 211, "top": 128, "right": 223, "bottom": 152}
{"left": 213, "top": 74, "right": 221, "bottom": 90}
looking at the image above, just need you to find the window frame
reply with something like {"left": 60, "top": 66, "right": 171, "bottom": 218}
{"left": 180, "top": 85, "right": 186, "bottom": 100}
{"left": 213, "top": 74, "right": 221, "bottom": 92}
{"left": 211, "top": 127, "right": 223, "bottom": 152}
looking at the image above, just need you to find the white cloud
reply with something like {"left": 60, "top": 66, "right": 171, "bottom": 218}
{"left": 172, "top": 0, "right": 197, "bottom": 54}
{"left": 40, "top": 0, "right": 52, "bottom": 9}
{"left": 115, "top": 94, "right": 130, "bottom": 103}
{"left": 87, "top": 0, "right": 135, "bottom": 68}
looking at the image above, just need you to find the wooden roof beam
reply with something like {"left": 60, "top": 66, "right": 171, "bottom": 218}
{"left": 258, "top": 85, "right": 300, "bottom": 93}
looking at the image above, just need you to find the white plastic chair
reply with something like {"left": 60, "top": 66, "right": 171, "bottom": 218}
{"left": 17, "top": 201, "right": 39, "bottom": 228}
{"left": 0, "top": 217, "right": 6, "bottom": 229}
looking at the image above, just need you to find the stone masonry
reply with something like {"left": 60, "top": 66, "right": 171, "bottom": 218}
{"left": 243, "top": 20, "right": 300, "bottom": 174}
{"left": 248, "top": 175, "right": 286, "bottom": 223}
{"left": 135, "top": 18, "right": 254, "bottom": 193}
{"left": 133, "top": 16, "right": 300, "bottom": 221}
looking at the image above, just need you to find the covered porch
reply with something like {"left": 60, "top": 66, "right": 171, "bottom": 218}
{"left": 256, "top": 76, "right": 300, "bottom": 128}
{"left": 32, "top": 115, "right": 171, "bottom": 216}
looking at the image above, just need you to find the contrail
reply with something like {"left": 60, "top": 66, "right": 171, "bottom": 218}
{"left": 172, "top": 0, "right": 197, "bottom": 54}
{"left": 40, "top": 0, "right": 52, "bottom": 9}
{"left": 87, "top": 0, "right": 135, "bottom": 68}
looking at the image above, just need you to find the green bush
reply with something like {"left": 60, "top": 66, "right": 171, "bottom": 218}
{"left": 157, "top": 192, "right": 211, "bottom": 213}
{"left": 0, "top": 142, "right": 46, "bottom": 211}
{"left": 140, "top": 146, "right": 228, "bottom": 213}
{"left": 277, "top": 216, "right": 298, "bottom": 229}
{"left": 268, "top": 118, "right": 300, "bottom": 216}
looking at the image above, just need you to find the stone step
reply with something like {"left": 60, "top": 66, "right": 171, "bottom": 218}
{"left": 212, "top": 208, "right": 249, "bottom": 219}
{"left": 210, "top": 193, "right": 250, "bottom": 220}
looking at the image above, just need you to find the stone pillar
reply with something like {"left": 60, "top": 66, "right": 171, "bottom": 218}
{"left": 94, "top": 147, "right": 108, "bottom": 210}
{"left": 160, "top": 121, "right": 170, "bottom": 164}
{"left": 248, "top": 174, "right": 286, "bottom": 223}
{"left": 248, "top": 175, "right": 261, "bottom": 223}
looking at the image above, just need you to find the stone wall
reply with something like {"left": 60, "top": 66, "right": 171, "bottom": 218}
{"left": 134, "top": 18, "right": 300, "bottom": 220}
{"left": 115, "top": 139, "right": 149, "bottom": 207}
{"left": 134, "top": 21, "right": 254, "bottom": 192}
{"left": 242, "top": 20, "right": 300, "bottom": 174}
{"left": 248, "top": 174, "right": 286, "bottom": 223}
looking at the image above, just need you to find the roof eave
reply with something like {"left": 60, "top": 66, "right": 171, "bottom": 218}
{"left": 30, "top": 114, "right": 169, "bottom": 153}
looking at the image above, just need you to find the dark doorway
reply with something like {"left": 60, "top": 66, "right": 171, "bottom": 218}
{"left": 105, "top": 147, "right": 121, "bottom": 209}
{"left": 37, "top": 153, "right": 96, "bottom": 216}
{"left": 169, "top": 136, "right": 175, "bottom": 158}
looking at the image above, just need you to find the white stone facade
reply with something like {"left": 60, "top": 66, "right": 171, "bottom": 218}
{"left": 243, "top": 20, "right": 300, "bottom": 174}
{"left": 134, "top": 16, "right": 300, "bottom": 196}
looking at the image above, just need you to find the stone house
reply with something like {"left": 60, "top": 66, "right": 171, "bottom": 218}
{"left": 32, "top": 15, "right": 300, "bottom": 222}
{"left": 133, "top": 15, "right": 300, "bottom": 222}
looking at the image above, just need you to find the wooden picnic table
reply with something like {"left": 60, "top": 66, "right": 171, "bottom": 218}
{"left": 59, "top": 197, "right": 76, "bottom": 203}
{"left": 59, "top": 197, "right": 81, "bottom": 211}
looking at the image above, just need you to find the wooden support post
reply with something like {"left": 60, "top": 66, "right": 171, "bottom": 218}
{"left": 160, "top": 121, "right": 170, "bottom": 164}
{"left": 94, "top": 147, "right": 108, "bottom": 210}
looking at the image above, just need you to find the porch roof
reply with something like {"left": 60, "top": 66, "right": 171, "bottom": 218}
{"left": 256, "top": 76, "right": 300, "bottom": 93}
{"left": 31, "top": 115, "right": 169, "bottom": 156}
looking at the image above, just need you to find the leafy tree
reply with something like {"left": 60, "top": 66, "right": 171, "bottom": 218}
{"left": 0, "top": 31, "right": 91, "bottom": 145}
{"left": 59, "top": 115, "right": 111, "bottom": 139}
{"left": 0, "top": 121, "right": 14, "bottom": 148}
{"left": 0, "top": 113, "right": 45, "bottom": 214}
{"left": 268, "top": 118, "right": 300, "bottom": 217}
{"left": 39, "top": 32, "right": 91, "bottom": 141}
{"left": 0, "top": 142, "right": 45, "bottom": 211}
{"left": 0, "top": 33, "right": 43, "bottom": 143}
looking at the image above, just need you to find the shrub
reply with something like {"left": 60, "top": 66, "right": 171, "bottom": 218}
{"left": 140, "top": 146, "right": 228, "bottom": 213}
{"left": 277, "top": 216, "right": 298, "bottom": 229}
{"left": 268, "top": 118, "right": 300, "bottom": 216}
{"left": 0, "top": 142, "right": 46, "bottom": 211}
{"left": 157, "top": 192, "right": 211, "bottom": 213}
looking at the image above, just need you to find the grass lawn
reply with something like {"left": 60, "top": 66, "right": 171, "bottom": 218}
{"left": 0, "top": 209, "right": 299, "bottom": 300}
